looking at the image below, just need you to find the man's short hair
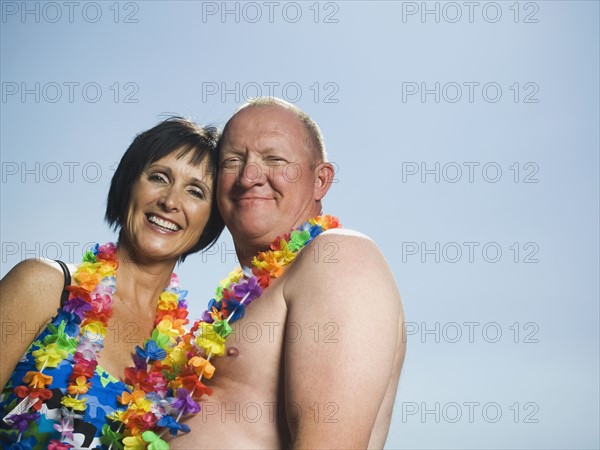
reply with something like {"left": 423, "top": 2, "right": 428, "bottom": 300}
{"left": 223, "top": 97, "right": 327, "bottom": 163}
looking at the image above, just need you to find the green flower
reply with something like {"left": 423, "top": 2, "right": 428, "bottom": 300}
{"left": 82, "top": 249, "right": 96, "bottom": 263}
{"left": 288, "top": 230, "right": 310, "bottom": 252}
{"left": 101, "top": 423, "right": 124, "bottom": 450}
{"left": 213, "top": 319, "right": 232, "bottom": 338}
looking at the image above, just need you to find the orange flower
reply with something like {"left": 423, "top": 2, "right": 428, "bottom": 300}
{"left": 67, "top": 376, "right": 91, "bottom": 395}
{"left": 23, "top": 371, "right": 53, "bottom": 388}
{"left": 188, "top": 356, "right": 215, "bottom": 379}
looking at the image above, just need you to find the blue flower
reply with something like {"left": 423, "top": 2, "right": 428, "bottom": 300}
{"left": 308, "top": 224, "right": 323, "bottom": 240}
{"left": 1, "top": 435, "right": 35, "bottom": 449}
{"left": 56, "top": 310, "right": 81, "bottom": 336}
{"left": 222, "top": 298, "right": 245, "bottom": 322}
{"left": 157, "top": 415, "right": 191, "bottom": 436}
{"left": 135, "top": 340, "right": 167, "bottom": 361}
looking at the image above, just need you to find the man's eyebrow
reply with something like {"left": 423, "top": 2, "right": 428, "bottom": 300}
{"left": 220, "top": 146, "right": 244, "bottom": 154}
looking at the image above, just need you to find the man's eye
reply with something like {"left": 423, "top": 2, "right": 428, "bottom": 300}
{"left": 265, "top": 157, "right": 286, "bottom": 164}
{"left": 222, "top": 158, "right": 243, "bottom": 169}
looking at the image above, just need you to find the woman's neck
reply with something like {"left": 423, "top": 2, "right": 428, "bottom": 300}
{"left": 114, "top": 244, "right": 177, "bottom": 311}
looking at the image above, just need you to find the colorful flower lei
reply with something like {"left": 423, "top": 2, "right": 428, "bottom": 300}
{"left": 3, "top": 215, "right": 340, "bottom": 449}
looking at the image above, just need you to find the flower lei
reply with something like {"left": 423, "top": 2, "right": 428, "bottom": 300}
{"left": 3, "top": 215, "right": 340, "bottom": 449}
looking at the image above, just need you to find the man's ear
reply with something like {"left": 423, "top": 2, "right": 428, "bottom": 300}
{"left": 314, "top": 162, "right": 335, "bottom": 201}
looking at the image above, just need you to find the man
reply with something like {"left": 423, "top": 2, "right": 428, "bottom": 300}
{"left": 177, "top": 98, "right": 405, "bottom": 449}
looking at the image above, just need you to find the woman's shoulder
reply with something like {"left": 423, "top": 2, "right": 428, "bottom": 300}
{"left": 4, "top": 257, "right": 69, "bottom": 283}
{"left": 0, "top": 259, "right": 70, "bottom": 389}
{"left": 1, "top": 258, "right": 69, "bottom": 312}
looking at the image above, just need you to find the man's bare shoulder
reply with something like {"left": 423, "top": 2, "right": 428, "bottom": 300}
{"left": 280, "top": 228, "right": 403, "bottom": 448}
{"left": 283, "top": 227, "right": 400, "bottom": 308}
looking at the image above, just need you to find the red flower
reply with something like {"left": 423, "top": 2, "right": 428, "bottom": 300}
{"left": 155, "top": 307, "right": 189, "bottom": 325}
{"left": 124, "top": 368, "right": 154, "bottom": 393}
{"left": 252, "top": 267, "right": 271, "bottom": 289}
{"left": 126, "top": 411, "right": 157, "bottom": 434}
{"left": 180, "top": 375, "right": 213, "bottom": 400}
{"left": 66, "top": 286, "right": 92, "bottom": 303}
{"left": 70, "top": 362, "right": 95, "bottom": 380}
{"left": 269, "top": 233, "right": 291, "bottom": 251}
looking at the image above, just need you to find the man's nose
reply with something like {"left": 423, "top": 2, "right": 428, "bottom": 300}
{"left": 236, "top": 161, "right": 265, "bottom": 188}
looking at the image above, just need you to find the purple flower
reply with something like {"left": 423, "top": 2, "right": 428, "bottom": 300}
{"left": 171, "top": 388, "right": 200, "bottom": 415}
{"left": 178, "top": 297, "right": 188, "bottom": 309}
{"left": 200, "top": 309, "right": 214, "bottom": 323}
{"left": 233, "top": 277, "right": 263, "bottom": 306}
{"left": 63, "top": 297, "right": 92, "bottom": 318}
{"left": 9, "top": 412, "right": 39, "bottom": 433}
{"left": 133, "top": 353, "right": 148, "bottom": 370}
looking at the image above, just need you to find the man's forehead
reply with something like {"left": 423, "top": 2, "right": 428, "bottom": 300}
{"left": 228, "top": 105, "right": 303, "bottom": 133}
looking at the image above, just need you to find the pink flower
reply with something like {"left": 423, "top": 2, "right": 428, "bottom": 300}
{"left": 48, "top": 439, "right": 74, "bottom": 450}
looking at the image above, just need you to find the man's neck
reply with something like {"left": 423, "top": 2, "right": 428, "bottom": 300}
{"left": 233, "top": 209, "right": 325, "bottom": 267}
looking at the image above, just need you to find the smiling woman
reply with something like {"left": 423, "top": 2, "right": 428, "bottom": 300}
{"left": 0, "top": 118, "right": 224, "bottom": 449}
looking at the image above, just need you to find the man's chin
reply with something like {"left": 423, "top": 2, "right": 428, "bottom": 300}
{"left": 230, "top": 217, "right": 279, "bottom": 244}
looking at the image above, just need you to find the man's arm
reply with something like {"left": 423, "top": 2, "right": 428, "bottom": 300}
{"left": 283, "top": 229, "right": 405, "bottom": 449}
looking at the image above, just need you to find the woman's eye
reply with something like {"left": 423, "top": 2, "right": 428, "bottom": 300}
{"left": 149, "top": 173, "right": 168, "bottom": 183}
{"left": 189, "top": 188, "right": 206, "bottom": 200}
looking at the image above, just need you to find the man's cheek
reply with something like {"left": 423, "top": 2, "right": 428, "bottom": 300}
{"left": 219, "top": 168, "right": 241, "bottom": 187}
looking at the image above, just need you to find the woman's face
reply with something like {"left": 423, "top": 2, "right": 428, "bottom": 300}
{"left": 124, "top": 150, "right": 213, "bottom": 263}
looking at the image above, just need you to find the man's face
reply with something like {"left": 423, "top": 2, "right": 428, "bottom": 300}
{"left": 217, "top": 106, "right": 322, "bottom": 249}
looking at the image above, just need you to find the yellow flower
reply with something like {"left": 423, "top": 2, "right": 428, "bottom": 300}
{"left": 195, "top": 322, "right": 225, "bottom": 356}
{"left": 81, "top": 321, "right": 107, "bottom": 342}
{"left": 98, "top": 261, "right": 117, "bottom": 277}
{"left": 156, "top": 319, "right": 179, "bottom": 339}
{"left": 32, "top": 343, "right": 67, "bottom": 369}
{"left": 61, "top": 395, "right": 87, "bottom": 411}
{"left": 164, "top": 345, "right": 186, "bottom": 368}
{"left": 219, "top": 268, "right": 243, "bottom": 288}
{"left": 252, "top": 252, "right": 285, "bottom": 278}
{"left": 123, "top": 434, "right": 147, "bottom": 450}
{"left": 272, "top": 240, "right": 296, "bottom": 265}
{"left": 158, "top": 292, "right": 178, "bottom": 310}
{"left": 106, "top": 409, "right": 125, "bottom": 422}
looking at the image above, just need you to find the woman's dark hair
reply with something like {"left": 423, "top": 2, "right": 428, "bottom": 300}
{"left": 105, "top": 117, "right": 224, "bottom": 260}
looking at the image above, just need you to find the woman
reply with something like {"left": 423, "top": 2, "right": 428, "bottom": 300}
{"left": 0, "top": 117, "right": 224, "bottom": 449}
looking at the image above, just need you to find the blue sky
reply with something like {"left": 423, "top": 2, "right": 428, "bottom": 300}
{"left": 1, "top": 1, "right": 599, "bottom": 448}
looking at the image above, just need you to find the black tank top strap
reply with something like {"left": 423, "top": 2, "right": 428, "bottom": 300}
{"left": 55, "top": 259, "right": 71, "bottom": 307}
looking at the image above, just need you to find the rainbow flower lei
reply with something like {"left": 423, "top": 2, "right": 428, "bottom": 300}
{"left": 3, "top": 215, "right": 340, "bottom": 449}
